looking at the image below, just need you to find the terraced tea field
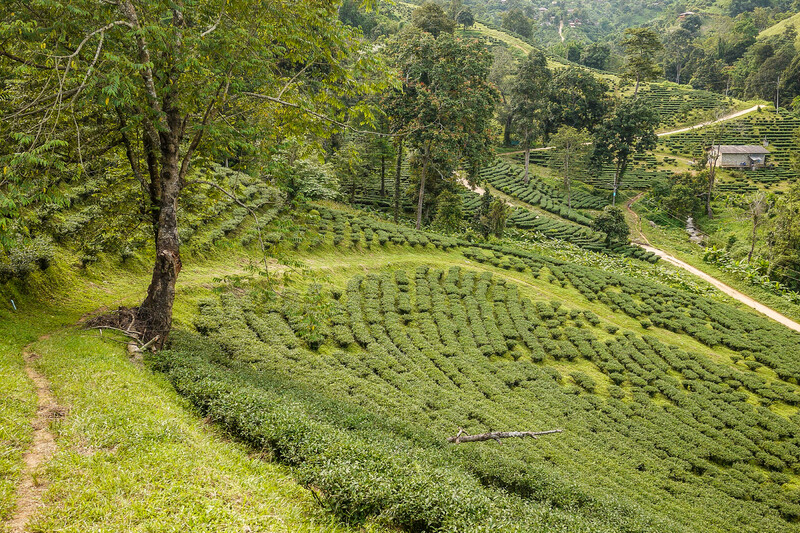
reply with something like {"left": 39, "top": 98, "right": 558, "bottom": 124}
{"left": 156, "top": 233, "right": 800, "bottom": 532}
{"left": 660, "top": 109, "right": 800, "bottom": 192}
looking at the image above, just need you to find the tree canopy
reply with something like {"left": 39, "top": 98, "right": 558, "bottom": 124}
{"left": 1, "top": 0, "right": 382, "bottom": 347}
{"left": 592, "top": 98, "right": 658, "bottom": 204}
{"left": 620, "top": 27, "right": 663, "bottom": 95}
{"left": 384, "top": 28, "right": 497, "bottom": 229}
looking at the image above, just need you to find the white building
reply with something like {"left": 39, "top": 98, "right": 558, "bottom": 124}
{"left": 709, "top": 145, "right": 770, "bottom": 170}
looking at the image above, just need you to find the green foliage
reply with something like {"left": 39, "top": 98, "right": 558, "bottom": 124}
{"left": 0, "top": 236, "right": 55, "bottom": 283}
{"left": 549, "top": 69, "right": 610, "bottom": 134}
{"left": 456, "top": 8, "right": 475, "bottom": 30}
{"left": 510, "top": 50, "right": 552, "bottom": 151}
{"left": 592, "top": 206, "right": 630, "bottom": 246}
{"left": 549, "top": 126, "right": 593, "bottom": 210}
{"left": 592, "top": 98, "right": 659, "bottom": 202}
{"left": 412, "top": 2, "right": 456, "bottom": 38}
{"left": 384, "top": 27, "right": 498, "bottom": 227}
{"left": 620, "top": 27, "right": 664, "bottom": 94}
{"left": 651, "top": 171, "right": 707, "bottom": 220}
{"left": 501, "top": 8, "right": 533, "bottom": 39}
{"left": 488, "top": 199, "right": 511, "bottom": 238}
{"left": 580, "top": 43, "right": 611, "bottom": 71}
{"left": 433, "top": 189, "right": 465, "bottom": 234}
{"left": 292, "top": 158, "right": 340, "bottom": 201}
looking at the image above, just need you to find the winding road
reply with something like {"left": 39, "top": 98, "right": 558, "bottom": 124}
{"left": 500, "top": 105, "right": 763, "bottom": 157}
{"left": 625, "top": 193, "right": 800, "bottom": 333}
{"left": 657, "top": 105, "right": 762, "bottom": 137}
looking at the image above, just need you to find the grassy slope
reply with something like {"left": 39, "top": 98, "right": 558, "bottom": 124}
{"left": 3, "top": 207, "right": 800, "bottom": 530}
{"left": 0, "top": 252, "right": 386, "bottom": 533}
{"left": 758, "top": 11, "right": 800, "bottom": 46}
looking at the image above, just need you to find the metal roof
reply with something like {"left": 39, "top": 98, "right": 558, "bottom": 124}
{"left": 714, "top": 145, "right": 770, "bottom": 154}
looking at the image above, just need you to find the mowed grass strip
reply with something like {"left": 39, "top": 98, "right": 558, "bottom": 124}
{"left": 15, "top": 328, "right": 386, "bottom": 533}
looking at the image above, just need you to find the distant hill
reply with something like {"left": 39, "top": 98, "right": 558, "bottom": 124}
{"left": 758, "top": 11, "right": 800, "bottom": 46}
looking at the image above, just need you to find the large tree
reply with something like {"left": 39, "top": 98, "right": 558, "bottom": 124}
{"left": 1, "top": 0, "right": 378, "bottom": 348}
{"left": 412, "top": 1, "right": 455, "bottom": 38}
{"left": 549, "top": 67, "right": 609, "bottom": 133}
{"left": 502, "top": 8, "right": 533, "bottom": 39}
{"left": 580, "top": 42, "right": 611, "bottom": 70}
{"left": 592, "top": 206, "right": 629, "bottom": 246}
{"left": 767, "top": 183, "right": 800, "bottom": 290}
{"left": 385, "top": 28, "right": 497, "bottom": 229}
{"left": 489, "top": 47, "right": 517, "bottom": 146}
{"left": 662, "top": 28, "right": 695, "bottom": 85}
{"left": 511, "top": 50, "right": 552, "bottom": 183}
{"left": 549, "top": 126, "right": 591, "bottom": 210}
{"left": 592, "top": 99, "right": 658, "bottom": 205}
{"left": 620, "top": 27, "right": 663, "bottom": 96}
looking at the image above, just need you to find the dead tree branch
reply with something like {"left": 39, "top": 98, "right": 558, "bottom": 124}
{"left": 447, "top": 428, "right": 563, "bottom": 444}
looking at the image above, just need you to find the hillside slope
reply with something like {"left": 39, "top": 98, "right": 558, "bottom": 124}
{"left": 759, "top": 12, "right": 800, "bottom": 46}
{"left": 151, "top": 205, "right": 800, "bottom": 531}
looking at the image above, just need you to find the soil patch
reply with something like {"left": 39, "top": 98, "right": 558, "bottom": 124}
{"left": 7, "top": 343, "right": 63, "bottom": 533}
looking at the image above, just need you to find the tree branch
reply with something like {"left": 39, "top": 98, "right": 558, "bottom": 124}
{"left": 0, "top": 49, "right": 64, "bottom": 70}
{"left": 447, "top": 428, "right": 563, "bottom": 444}
{"left": 179, "top": 78, "right": 229, "bottom": 181}
{"left": 200, "top": 9, "right": 225, "bottom": 38}
{"left": 241, "top": 92, "right": 401, "bottom": 137}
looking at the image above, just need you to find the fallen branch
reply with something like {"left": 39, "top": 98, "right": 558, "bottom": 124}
{"left": 447, "top": 427, "right": 563, "bottom": 444}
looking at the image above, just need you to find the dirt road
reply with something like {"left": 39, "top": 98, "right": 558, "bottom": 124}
{"left": 625, "top": 194, "right": 800, "bottom": 333}
{"left": 657, "top": 105, "right": 761, "bottom": 137}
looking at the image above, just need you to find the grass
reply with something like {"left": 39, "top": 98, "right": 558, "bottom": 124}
{"left": 0, "top": 249, "right": 389, "bottom": 533}
{"left": 0, "top": 316, "right": 38, "bottom": 525}
{"left": 22, "top": 330, "right": 381, "bottom": 533}
{"left": 758, "top": 11, "right": 800, "bottom": 47}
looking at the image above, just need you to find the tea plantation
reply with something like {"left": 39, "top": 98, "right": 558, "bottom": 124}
{"left": 660, "top": 109, "right": 800, "bottom": 192}
{"left": 152, "top": 214, "right": 800, "bottom": 533}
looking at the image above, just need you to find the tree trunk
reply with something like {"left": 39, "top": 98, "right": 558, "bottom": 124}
{"left": 503, "top": 114, "right": 513, "bottom": 146}
{"left": 416, "top": 143, "right": 430, "bottom": 230}
{"left": 707, "top": 160, "right": 716, "bottom": 218}
{"left": 634, "top": 74, "right": 641, "bottom": 97}
{"left": 394, "top": 137, "right": 403, "bottom": 224}
{"left": 749, "top": 215, "right": 758, "bottom": 263}
{"left": 137, "top": 134, "right": 182, "bottom": 350}
{"left": 523, "top": 132, "right": 531, "bottom": 185}
{"left": 380, "top": 154, "right": 386, "bottom": 196}
{"left": 612, "top": 165, "right": 620, "bottom": 206}
{"left": 676, "top": 61, "right": 682, "bottom": 85}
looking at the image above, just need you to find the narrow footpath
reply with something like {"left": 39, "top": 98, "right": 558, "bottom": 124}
{"left": 7, "top": 340, "right": 62, "bottom": 533}
{"left": 625, "top": 193, "right": 800, "bottom": 334}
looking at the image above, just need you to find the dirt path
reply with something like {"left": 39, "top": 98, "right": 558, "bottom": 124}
{"left": 7, "top": 341, "right": 62, "bottom": 533}
{"left": 499, "top": 106, "right": 762, "bottom": 157}
{"left": 657, "top": 105, "right": 761, "bottom": 137}
{"left": 625, "top": 195, "right": 800, "bottom": 333}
